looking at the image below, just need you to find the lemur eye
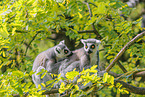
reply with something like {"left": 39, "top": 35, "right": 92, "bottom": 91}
{"left": 85, "top": 45, "right": 88, "bottom": 49}
{"left": 91, "top": 45, "right": 95, "bottom": 49}
{"left": 64, "top": 49, "right": 68, "bottom": 54}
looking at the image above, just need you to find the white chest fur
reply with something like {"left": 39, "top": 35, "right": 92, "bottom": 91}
{"left": 90, "top": 52, "right": 97, "bottom": 66}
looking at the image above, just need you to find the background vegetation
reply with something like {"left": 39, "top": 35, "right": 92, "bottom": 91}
{"left": 0, "top": 0, "right": 145, "bottom": 96}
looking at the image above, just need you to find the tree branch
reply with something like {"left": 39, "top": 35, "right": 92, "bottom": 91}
{"left": 15, "top": 30, "right": 28, "bottom": 33}
{"left": 12, "top": 92, "right": 28, "bottom": 97}
{"left": 105, "top": 31, "right": 145, "bottom": 72}
{"left": 13, "top": 89, "right": 59, "bottom": 97}
{"left": 116, "top": 61, "right": 127, "bottom": 73}
{"left": 42, "top": 77, "right": 145, "bottom": 95}
{"left": 78, "top": 30, "right": 94, "bottom": 33}
{"left": 13, "top": 69, "right": 145, "bottom": 97}
{"left": 115, "top": 69, "right": 145, "bottom": 80}
{"left": 134, "top": 71, "right": 145, "bottom": 77}
{"left": 108, "top": 71, "right": 122, "bottom": 77}
{"left": 42, "top": 89, "right": 59, "bottom": 95}
{"left": 115, "top": 80, "right": 145, "bottom": 95}
{"left": 83, "top": 1, "right": 93, "bottom": 18}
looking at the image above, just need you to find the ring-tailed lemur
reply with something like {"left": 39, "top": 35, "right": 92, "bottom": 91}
{"left": 32, "top": 40, "right": 72, "bottom": 89}
{"left": 58, "top": 39, "right": 101, "bottom": 84}
{"left": 58, "top": 39, "right": 101, "bottom": 91}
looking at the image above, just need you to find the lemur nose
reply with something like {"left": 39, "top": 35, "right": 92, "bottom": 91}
{"left": 88, "top": 50, "right": 92, "bottom": 54}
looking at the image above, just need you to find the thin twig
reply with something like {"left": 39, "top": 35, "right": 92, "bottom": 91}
{"left": 42, "top": 89, "right": 59, "bottom": 95}
{"left": 105, "top": 31, "right": 145, "bottom": 72}
{"left": 116, "top": 61, "right": 127, "bottom": 73}
{"left": 78, "top": 30, "right": 94, "bottom": 33}
{"left": 24, "top": 31, "right": 41, "bottom": 56}
{"left": 83, "top": 1, "right": 102, "bottom": 39}
{"left": 108, "top": 71, "right": 122, "bottom": 78}
{"left": 115, "top": 68, "right": 145, "bottom": 80}
{"left": 88, "top": 2, "right": 97, "bottom": 7}
{"left": 15, "top": 30, "right": 28, "bottom": 33}
{"left": 83, "top": 1, "right": 93, "bottom": 19}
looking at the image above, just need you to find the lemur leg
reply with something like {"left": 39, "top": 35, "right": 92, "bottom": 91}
{"left": 45, "top": 59, "right": 56, "bottom": 73}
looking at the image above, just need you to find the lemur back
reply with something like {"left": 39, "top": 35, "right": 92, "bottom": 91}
{"left": 32, "top": 47, "right": 56, "bottom": 72}
{"left": 32, "top": 40, "right": 71, "bottom": 73}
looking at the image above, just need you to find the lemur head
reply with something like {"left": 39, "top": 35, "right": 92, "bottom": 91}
{"left": 81, "top": 39, "right": 101, "bottom": 54}
{"left": 55, "top": 40, "right": 71, "bottom": 58}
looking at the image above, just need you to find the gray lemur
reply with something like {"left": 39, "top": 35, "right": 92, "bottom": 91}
{"left": 57, "top": 39, "right": 101, "bottom": 92}
{"left": 32, "top": 40, "right": 71, "bottom": 89}
{"left": 59, "top": 38, "right": 101, "bottom": 81}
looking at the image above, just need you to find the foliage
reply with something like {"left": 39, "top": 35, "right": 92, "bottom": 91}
{"left": 58, "top": 65, "right": 117, "bottom": 96}
{"left": 57, "top": 65, "right": 129, "bottom": 96}
{"left": 0, "top": 0, "right": 144, "bottom": 96}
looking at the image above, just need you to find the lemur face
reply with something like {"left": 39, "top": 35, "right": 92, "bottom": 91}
{"left": 81, "top": 39, "right": 101, "bottom": 54}
{"left": 55, "top": 40, "right": 71, "bottom": 58}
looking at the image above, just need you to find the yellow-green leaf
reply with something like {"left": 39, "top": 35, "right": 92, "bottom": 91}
{"left": 12, "top": 27, "right": 16, "bottom": 35}
{"left": 77, "top": 78, "right": 82, "bottom": 83}
{"left": 41, "top": 83, "right": 46, "bottom": 88}
{"left": 78, "top": 12, "right": 82, "bottom": 18}
{"left": 103, "top": 72, "right": 108, "bottom": 82}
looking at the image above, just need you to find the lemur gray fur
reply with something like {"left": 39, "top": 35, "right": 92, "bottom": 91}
{"left": 32, "top": 40, "right": 71, "bottom": 89}
{"left": 58, "top": 39, "right": 101, "bottom": 83}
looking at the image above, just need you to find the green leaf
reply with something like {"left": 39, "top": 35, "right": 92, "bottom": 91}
{"left": 59, "top": 88, "right": 66, "bottom": 94}
{"left": 59, "top": 82, "right": 66, "bottom": 93}
{"left": 77, "top": 78, "right": 82, "bottom": 83}
{"left": 2, "top": 51, "right": 5, "bottom": 57}
{"left": 135, "top": 77, "right": 142, "bottom": 82}
{"left": 41, "top": 72, "right": 46, "bottom": 79}
{"left": 12, "top": 27, "right": 16, "bottom": 35}
{"left": 95, "top": 2, "right": 106, "bottom": 14}
{"left": 74, "top": 85, "right": 79, "bottom": 90}
{"left": 41, "top": 83, "right": 46, "bottom": 88}
{"left": 12, "top": 70, "right": 24, "bottom": 77}
{"left": 30, "top": 70, "right": 35, "bottom": 75}
{"left": 60, "top": 82, "right": 65, "bottom": 88}
{"left": 123, "top": 89, "right": 129, "bottom": 94}
{"left": 46, "top": 80, "right": 54, "bottom": 85}
{"left": 26, "top": 82, "right": 32, "bottom": 88}
{"left": 107, "top": 56, "right": 114, "bottom": 59}
{"left": 65, "top": 70, "right": 79, "bottom": 81}
{"left": 0, "top": 28, "right": 9, "bottom": 38}
{"left": 108, "top": 85, "right": 114, "bottom": 89}
{"left": 89, "top": 70, "right": 98, "bottom": 73}
{"left": 78, "top": 12, "right": 82, "bottom": 18}
{"left": 107, "top": 76, "right": 114, "bottom": 85}
{"left": 38, "top": 84, "right": 41, "bottom": 90}
{"left": 36, "top": 68, "right": 45, "bottom": 75}
{"left": 17, "top": 87, "right": 23, "bottom": 95}
{"left": 86, "top": 87, "right": 94, "bottom": 94}
{"left": 103, "top": 73, "right": 108, "bottom": 83}
{"left": 83, "top": 81, "right": 89, "bottom": 86}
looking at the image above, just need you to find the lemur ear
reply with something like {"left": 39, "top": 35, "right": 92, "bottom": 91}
{"left": 55, "top": 47, "right": 61, "bottom": 54}
{"left": 95, "top": 40, "right": 101, "bottom": 44}
{"left": 59, "top": 40, "right": 65, "bottom": 45}
{"left": 81, "top": 39, "right": 86, "bottom": 44}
